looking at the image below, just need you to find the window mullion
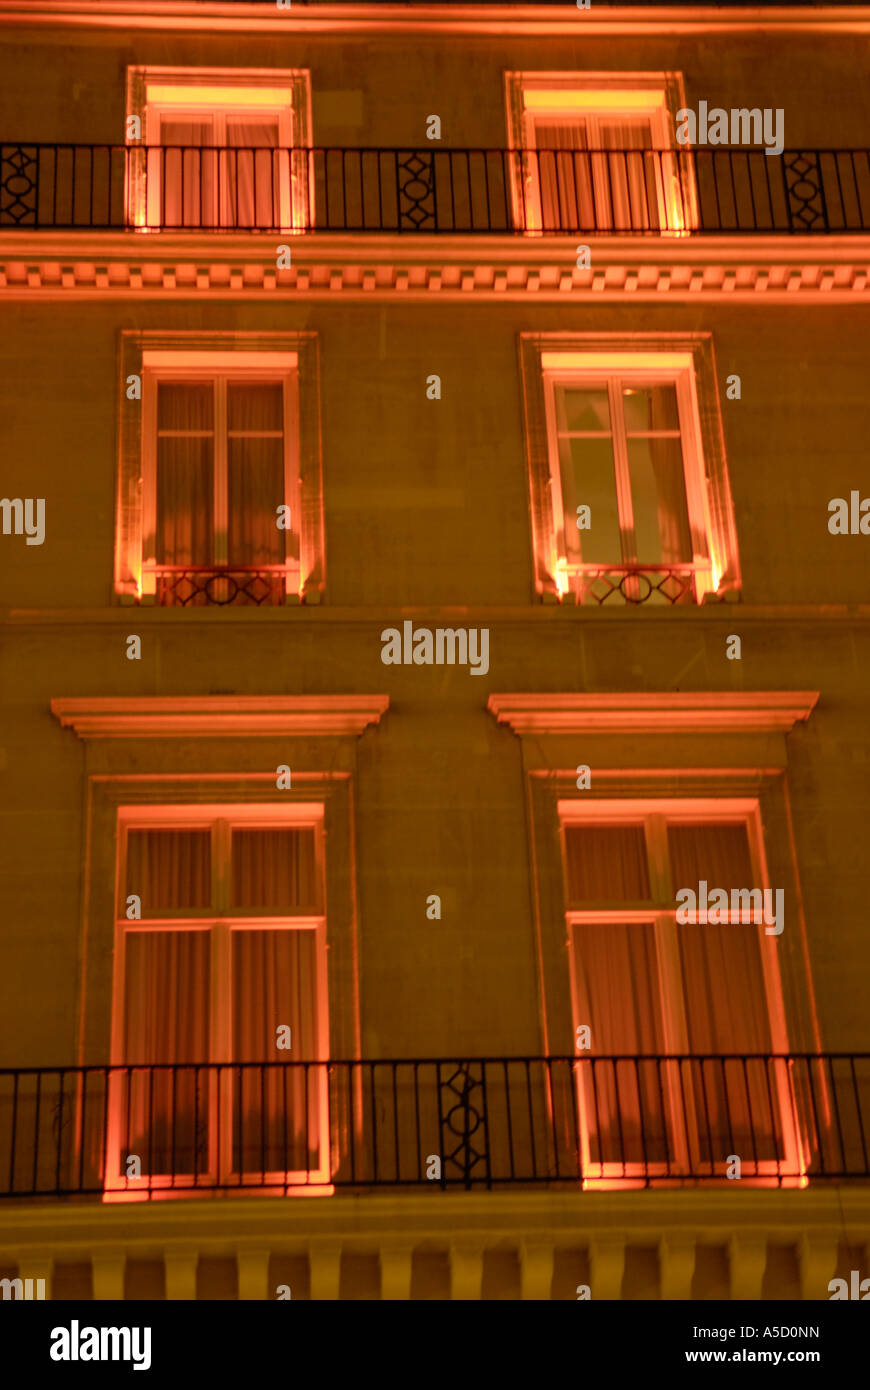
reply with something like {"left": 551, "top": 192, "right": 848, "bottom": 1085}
{"left": 610, "top": 378, "right": 636, "bottom": 563}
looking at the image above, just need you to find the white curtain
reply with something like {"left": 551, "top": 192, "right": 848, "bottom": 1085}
{"left": 622, "top": 385, "right": 693, "bottom": 567}
{"left": 156, "top": 382, "right": 214, "bottom": 604}
{"left": 159, "top": 119, "right": 215, "bottom": 228}
{"left": 568, "top": 819, "right": 780, "bottom": 1172}
{"left": 225, "top": 118, "right": 280, "bottom": 229}
{"left": 534, "top": 116, "right": 654, "bottom": 232}
{"left": 121, "top": 826, "right": 322, "bottom": 1180}
{"left": 226, "top": 382, "right": 286, "bottom": 601}
{"left": 668, "top": 823, "right": 779, "bottom": 1165}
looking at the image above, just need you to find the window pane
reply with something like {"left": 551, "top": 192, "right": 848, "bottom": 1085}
{"left": 627, "top": 436, "right": 692, "bottom": 564}
{"left": 156, "top": 438, "right": 214, "bottom": 567}
{"left": 534, "top": 123, "right": 593, "bottom": 230}
{"left": 122, "top": 930, "right": 210, "bottom": 1174}
{"left": 622, "top": 384, "right": 680, "bottom": 435}
{"left": 227, "top": 381, "right": 283, "bottom": 433}
{"left": 677, "top": 923, "right": 780, "bottom": 1163}
{"left": 572, "top": 922, "right": 669, "bottom": 1163}
{"left": 157, "top": 381, "right": 214, "bottom": 433}
{"left": 667, "top": 822, "right": 755, "bottom": 894}
{"left": 558, "top": 436, "right": 621, "bottom": 563}
{"left": 125, "top": 829, "right": 211, "bottom": 912}
{"left": 232, "top": 929, "right": 319, "bottom": 1172}
{"left": 231, "top": 828, "right": 318, "bottom": 911}
{"left": 160, "top": 121, "right": 215, "bottom": 229}
{"left": 228, "top": 440, "right": 285, "bottom": 567}
{"left": 564, "top": 824, "right": 650, "bottom": 901}
{"left": 559, "top": 386, "right": 610, "bottom": 432}
{"left": 597, "top": 118, "right": 653, "bottom": 150}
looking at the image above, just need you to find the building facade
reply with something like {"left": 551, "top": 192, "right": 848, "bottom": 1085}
{"left": 1, "top": 0, "right": 869, "bottom": 1301}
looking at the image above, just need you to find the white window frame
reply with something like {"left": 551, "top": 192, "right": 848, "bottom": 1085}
{"left": 107, "top": 802, "right": 330, "bottom": 1195}
{"left": 558, "top": 796, "right": 803, "bottom": 1187}
{"left": 505, "top": 72, "right": 695, "bottom": 234}
{"left": 126, "top": 66, "right": 312, "bottom": 232}
{"left": 519, "top": 333, "right": 741, "bottom": 606}
{"left": 140, "top": 351, "right": 301, "bottom": 602}
{"left": 543, "top": 356, "right": 712, "bottom": 598}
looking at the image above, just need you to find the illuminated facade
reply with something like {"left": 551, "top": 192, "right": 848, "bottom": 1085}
{"left": 1, "top": 0, "right": 869, "bottom": 1301}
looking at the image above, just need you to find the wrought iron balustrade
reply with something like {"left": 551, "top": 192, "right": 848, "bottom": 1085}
{"left": 1, "top": 1054, "right": 868, "bottom": 1198}
{"left": 2, "top": 144, "right": 869, "bottom": 234}
{"left": 149, "top": 566, "right": 290, "bottom": 607}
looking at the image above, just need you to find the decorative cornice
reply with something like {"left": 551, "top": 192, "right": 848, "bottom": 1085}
{"left": 1, "top": 4, "right": 868, "bottom": 38}
{"left": 1, "top": 235, "right": 867, "bottom": 301}
{"left": 51, "top": 694, "right": 390, "bottom": 739}
{"left": 487, "top": 691, "right": 820, "bottom": 736}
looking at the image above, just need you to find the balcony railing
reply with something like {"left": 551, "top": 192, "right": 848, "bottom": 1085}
{"left": 2, "top": 145, "right": 869, "bottom": 234}
{"left": 1, "top": 1055, "right": 868, "bottom": 1198}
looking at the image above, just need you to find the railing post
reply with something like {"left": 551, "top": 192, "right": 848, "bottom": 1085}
{"left": 308, "top": 1243, "right": 342, "bottom": 1300}
{"left": 91, "top": 1250, "right": 126, "bottom": 1300}
{"left": 164, "top": 1250, "right": 198, "bottom": 1300}
{"left": 237, "top": 1249, "right": 271, "bottom": 1301}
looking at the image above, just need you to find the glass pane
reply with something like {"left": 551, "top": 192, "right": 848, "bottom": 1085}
{"left": 558, "top": 436, "right": 621, "bottom": 563}
{"left": 627, "top": 436, "right": 692, "bottom": 564}
{"left": 667, "top": 822, "right": 755, "bottom": 894}
{"left": 232, "top": 929, "right": 319, "bottom": 1173}
{"left": 572, "top": 922, "right": 668, "bottom": 1164}
{"left": 231, "top": 828, "right": 318, "bottom": 911}
{"left": 156, "top": 438, "right": 214, "bottom": 566}
{"left": 597, "top": 117, "right": 653, "bottom": 150}
{"left": 160, "top": 123, "right": 216, "bottom": 229}
{"left": 125, "top": 829, "right": 211, "bottom": 912}
{"left": 564, "top": 824, "right": 650, "bottom": 901}
{"left": 227, "top": 381, "right": 283, "bottom": 433}
{"left": 677, "top": 924, "right": 780, "bottom": 1164}
{"left": 559, "top": 386, "right": 610, "bottom": 432}
{"left": 622, "top": 384, "right": 680, "bottom": 435}
{"left": 122, "top": 930, "right": 210, "bottom": 1174}
{"left": 157, "top": 381, "right": 214, "bottom": 432}
{"left": 534, "top": 120, "right": 589, "bottom": 151}
{"left": 225, "top": 118, "right": 279, "bottom": 149}
{"left": 228, "top": 440, "right": 285, "bottom": 567}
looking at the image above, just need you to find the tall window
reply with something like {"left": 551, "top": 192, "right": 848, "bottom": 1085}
{"left": 506, "top": 74, "right": 692, "bottom": 233}
{"left": 560, "top": 800, "right": 801, "bottom": 1184}
{"left": 126, "top": 68, "right": 311, "bottom": 231}
{"left": 145, "top": 368, "right": 297, "bottom": 606}
{"left": 519, "top": 335, "right": 740, "bottom": 606}
{"left": 108, "top": 806, "right": 329, "bottom": 1192}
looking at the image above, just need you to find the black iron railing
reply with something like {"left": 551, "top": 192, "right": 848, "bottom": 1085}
{"left": 2, "top": 145, "right": 869, "bottom": 233}
{"left": 150, "top": 566, "right": 290, "bottom": 607}
{"left": 1, "top": 1055, "right": 868, "bottom": 1197}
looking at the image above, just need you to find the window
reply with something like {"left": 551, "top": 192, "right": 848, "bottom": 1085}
{"left": 519, "top": 334, "right": 740, "bottom": 605}
{"left": 117, "top": 333, "right": 325, "bottom": 606}
{"left": 107, "top": 804, "right": 329, "bottom": 1192}
{"left": 126, "top": 67, "right": 311, "bottom": 231}
{"left": 505, "top": 73, "right": 694, "bottom": 233}
{"left": 559, "top": 799, "right": 802, "bottom": 1185}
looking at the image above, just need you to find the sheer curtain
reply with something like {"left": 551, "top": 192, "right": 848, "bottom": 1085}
{"left": 225, "top": 118, "right": 280, "bottom": 229}
{"left": 572, "top": 923, "right": 669, "bottom": 1164}
{"left": 160, "top": 119, "right": 215, "bottom": 228}
{"left": 227, "top": 382, "right": 286, "bottom": 598}
{"left": 597, "top": 118, "right": 655, "bottom": 231}
{"left": 156, "top": 382, "right": 214, "bottom": 604}
{"left": 668, "top": 822, "right": 779, "bottom": 1166}
{"left": 623, "top": 385, "right": 693, "bottom": 568}
{"left": 122, "top": 828, "right": 212, "bottom": 1176}
{"left": 534, "top": 120, "right": 593, "bottom": 231}
{"left": 231, "top": 827, "right": 321, "bottom": 1174}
